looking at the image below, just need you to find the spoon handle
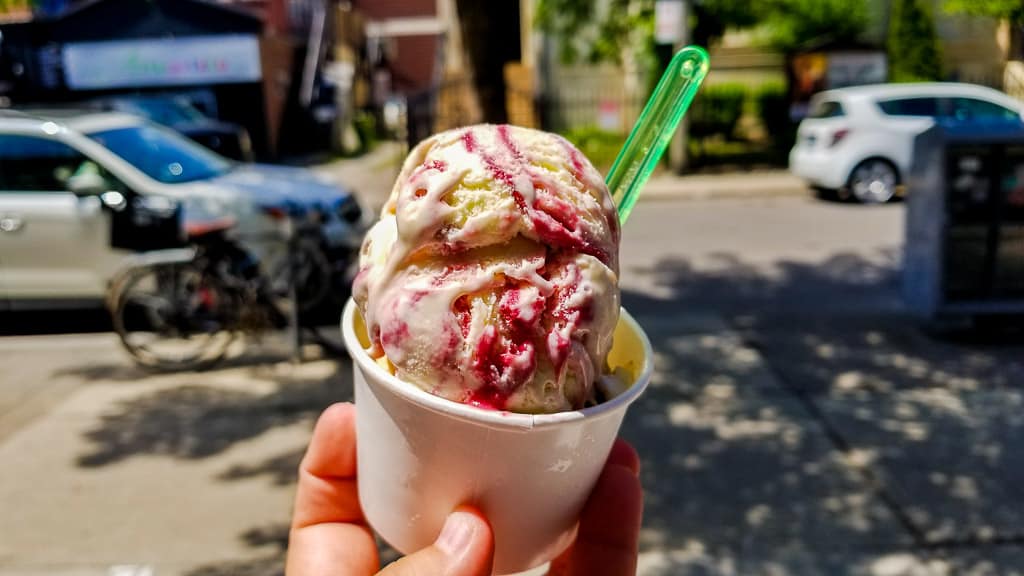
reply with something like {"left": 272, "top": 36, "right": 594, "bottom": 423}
{"left": 606, "top": 46, "right": 710, "bottom": 224}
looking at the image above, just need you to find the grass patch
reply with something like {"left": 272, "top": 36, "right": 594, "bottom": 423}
{"left": 559, "top": 126, "right": 626, "bottom": 172}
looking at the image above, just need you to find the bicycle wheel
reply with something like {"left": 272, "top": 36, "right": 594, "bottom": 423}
{"left": 109, "top": 262, "right": 237, "bottom": 370}
{"left": 273, "top": 237, "right": 333, "bottom": 314}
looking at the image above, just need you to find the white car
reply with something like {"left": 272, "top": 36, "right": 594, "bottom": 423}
{"left": 789, "top": 82, "right": 1024, "bottom": 203}
{"left": 0, "top": 109, "right": 367, "bottom": 308}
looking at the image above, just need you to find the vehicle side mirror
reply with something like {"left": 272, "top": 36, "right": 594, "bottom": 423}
{"left": 67, "top": 172, "right": 108, "bottom": 197}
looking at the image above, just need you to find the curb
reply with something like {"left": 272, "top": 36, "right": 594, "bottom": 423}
{"left": 639, "top": 172, "right": 808, "bottom": 201}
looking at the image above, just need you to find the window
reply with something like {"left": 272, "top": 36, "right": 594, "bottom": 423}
{"left": 949, "top": 98, "right": 1020, "bottom": 122}
{"left": 876, "top": 97, "right": 940, "bottom": 117}
{"left": 113, "top": 97, "right": 207, "bottom": 126}
{"left": 87, "top": 123, "right": 231, "bottom": 184}
{"left": 0, "top": 134, "right": 91, "bottom": 192}
{"left": 808, "top": 100, "right": 845, "bottom": 119}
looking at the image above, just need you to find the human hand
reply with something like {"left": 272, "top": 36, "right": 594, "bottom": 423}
{"left": 286, "top": 402, "right": 643, "bottom": 576}
{"left": 546, "top": 436, "right": 643, "bottom": 575}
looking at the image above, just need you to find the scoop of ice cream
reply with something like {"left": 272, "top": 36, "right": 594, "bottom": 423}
{"left": 354, "top": 124, "right": 620, "bottom": 413}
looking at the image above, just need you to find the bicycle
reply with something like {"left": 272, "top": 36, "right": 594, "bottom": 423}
{"left": 107, "top": 205, "right": 350, "bottom": 370}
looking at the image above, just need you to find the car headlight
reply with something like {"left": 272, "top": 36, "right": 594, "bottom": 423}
{"left": 336, "top": 195, "right": 363, "bottom": 224}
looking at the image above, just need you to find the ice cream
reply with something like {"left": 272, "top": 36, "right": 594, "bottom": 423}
{"left": 353, "top": 124, "right": 621, "bottom": 413}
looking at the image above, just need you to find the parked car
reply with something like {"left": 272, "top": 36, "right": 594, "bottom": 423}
{"left": 789, "top": 82, "right": 1024, "bottom": 203}
{"left": 0, "top": 109, "right": 367, "bottom": 308}
{"left": 88, "top": 95, "right": 254, "bottom": 162}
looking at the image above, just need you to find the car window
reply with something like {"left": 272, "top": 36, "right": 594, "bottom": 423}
{"left": 876, "top": 97, "right": 940, "bottom": 117}
{"left": 808, "top": 100, "right": 845, "bottom": 119}
{"left": 87, "top": 123, "right": 232, "bottom": 184}
{"left": 0, "top": 134, "right": 91, "bottom": 192}
{"left": 118, "top": 98, "right": 206, "bottom": 125}
{"left": 950, "top": 98, "right": 1020, "bottom": 121}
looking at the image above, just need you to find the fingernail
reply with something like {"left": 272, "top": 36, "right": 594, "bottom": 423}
{"left": 436, "top": 510, "right": 476, "bottom": 556}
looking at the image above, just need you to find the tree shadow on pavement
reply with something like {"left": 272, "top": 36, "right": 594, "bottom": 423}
{"left": 54, "top": 350, "right": 310, "bottom": 385}
{"left": 71, "top": 353, "right": 408, "bottom": 575}
{"left": 183, "top": 524, "right": 402, "bottom": 576}
{"left": 72, "top": 358, "right": 358, "bottom": 575}
{"left": 70, "top": 247, "right": 1024, "bottom": 575}
{"left": 184, "top": 524, "right": 289, "bottom": 576}
{"left": 217, "top": 447, "right": 306, "bottom": 486}
{"left": 181, "top": 249, "right": 1024, "bottom": 575}
{"left": 618, "top": 250, "right": 1024, "bottom": 573}
{"left": 76, "top": 361, "right": 350, "bottom": 467}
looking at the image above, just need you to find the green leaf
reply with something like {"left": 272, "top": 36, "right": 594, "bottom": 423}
{"left": 889, "top": 0, "right": 943, "bottom": 82}
{"left": 944, "top": 0, "right": 1024, "bottom": 25}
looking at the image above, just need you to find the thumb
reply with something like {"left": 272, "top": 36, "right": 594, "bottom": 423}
{"left": 379, "top": 506, "right": 494, "bottom": 576}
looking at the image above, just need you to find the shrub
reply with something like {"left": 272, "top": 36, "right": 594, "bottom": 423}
{"left": 755, "top": 82, "right": 796, "bottom": 151}
{"left": 689, "top": 83, "right": 747, "bottom": 140}
{"left": 352, "top": 110, "right": 378, "bottom": 154}
{"left": 560, "top": 125, "right": 627, "bottom": 171}
{"left": 888, "top": 0, "right": 943, "bottom": 82}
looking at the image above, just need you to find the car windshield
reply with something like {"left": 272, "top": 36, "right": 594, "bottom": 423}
{"left": 87, "top": 123, "right": 232, "bottom": 184}
{"left": 118, "top": 98, "right": 207, "bottom": 125}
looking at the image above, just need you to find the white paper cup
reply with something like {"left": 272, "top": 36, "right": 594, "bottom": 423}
{"left": 341, "top": 299, "right": 652, "bottom": 575}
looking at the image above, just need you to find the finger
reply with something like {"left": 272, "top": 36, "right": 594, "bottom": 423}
{"left": 606, "top": 438, "right": 640, "bottom": 476}
{"left": 549, "top": 439, "right": 641, "bottom": 575}
{"left": 292, "top": 403, "right": 366, "bottom": 528}
{"left": 286, "top": 523, "right": 378, "bottom": 576}
{"left": 378, "top": 506, "right": 494, "bottom": 576}
{"left": 301, "top": 402, "right": 359, "bottom": 479}
{"left": 565, "top": 464, "right": 643, "bottom": 575}
{"left": 286, "top": 403, "right": 379, "bottom": 576}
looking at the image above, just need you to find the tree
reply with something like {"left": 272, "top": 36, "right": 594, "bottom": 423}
{"left": 534, "top": 0, "right": 770, "bottom": 65}
{"left": 453, "top": 0, "right": 522, "bottom": 123}
{"left": 944, "top": 0, "right": 1024, "bottom": 26}
{"left": 690, "top": 0, "right": 761, "bottom": 52}
{"left": 534, "top": 0, "right": 655, "bottom": 65}
{"left": 888, "top": 0, "right": 943, "bottom": 82}
{"left": 0, "top": 0, "right": 34, "bottom": 12}
{"left": 535, "top": 0, "right": 871, "bottom": 65}
{"left": 759, "top": 0, "right": 871, "bottom": 53}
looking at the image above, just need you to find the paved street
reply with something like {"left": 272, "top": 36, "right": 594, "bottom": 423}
{"left": 2, "top": 194, "right": 1024, "bottom": 575}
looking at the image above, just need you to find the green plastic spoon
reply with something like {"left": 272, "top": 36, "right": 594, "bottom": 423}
{"left": 605, "top": 46, "right": 710, "bottom": 224}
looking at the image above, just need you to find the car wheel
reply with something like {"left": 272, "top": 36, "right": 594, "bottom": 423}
{"left": 847, "top": 159, "right": 898, "bottom": 204}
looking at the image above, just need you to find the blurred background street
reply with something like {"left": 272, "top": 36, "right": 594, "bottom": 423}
{"left": 2, "top": 0, "right": 1024, "bottom": 575}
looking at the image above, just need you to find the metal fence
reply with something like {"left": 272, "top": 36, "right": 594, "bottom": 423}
{"left": 536, "top": 88, "right": 645, "bottom": 135}
{"left": 405, "top": 77, "right": 483, "bottom": 147}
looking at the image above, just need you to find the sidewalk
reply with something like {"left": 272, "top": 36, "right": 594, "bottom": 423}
{"left": 0, "top": 342, "right": 343, "bottom": 576}
{"left": 4, "top": 315, "right": 1022, "bottom": 575}
{"left": 310, "top": 141, "right": 807, "bottom": 212}
{"left": 4, "top": 304, "right": 1024, "bottom": 574}
{"left": 311, "top": 142, "right": 406, "bottom": 212}
{"left": 643, "top": 170, "right": 806, "bottom": 201}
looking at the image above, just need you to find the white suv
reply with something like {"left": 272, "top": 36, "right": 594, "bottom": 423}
{"left": 0, "top": 109, "right": 366, "bottom": 307}
{"left": 789, "top": 82, "right": 1024, "bottom": 203}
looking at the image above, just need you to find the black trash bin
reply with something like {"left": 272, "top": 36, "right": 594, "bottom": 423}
{"left": 904, "top": 119, "right": 1024, "bottom": 321}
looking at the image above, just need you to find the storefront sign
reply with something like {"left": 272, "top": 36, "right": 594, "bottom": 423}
{"left": 654, "top": 0, "right": 685, "bottom": 45}
{"left": 789, "top": 50, "right": 887, "bottom": 120}
{"left": 826, "top": 52, "right": 887, "bottom": 89}
{"left": 63, "top": 35, "right": 262, "bottom": 90}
